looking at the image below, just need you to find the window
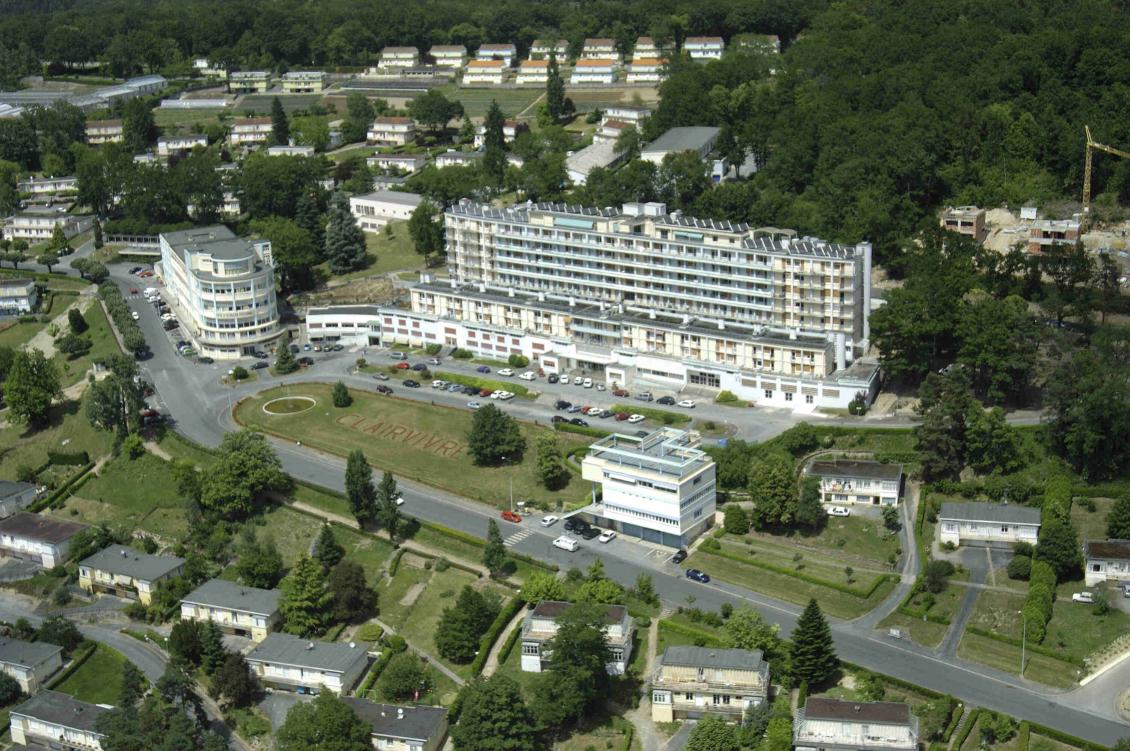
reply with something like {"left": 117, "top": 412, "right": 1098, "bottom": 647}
{"left": 685, "top": 693, "right": 694, "bottom": 701}
{"left": 1001, "top": 526, "right": 1009, "bottom": 533}
{"left": 712, "top": 695, "right": 731, "bottom": 705}
{"left": 1092, "top": 564, "right": 1101, "bottom": 572}
{"left": 764, "top": 390, "right": 773, "bottom": 399}
{"left": 784, "top": 392, "right": 793, "bottom": 402}
{"left": 521, "top": 644, "right": 539, "bottom": 656}
{"left": 805, "top": 394, "right": 814, "bottom": 404}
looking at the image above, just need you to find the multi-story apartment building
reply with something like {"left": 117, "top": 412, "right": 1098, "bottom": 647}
{"left": 0, "top": 278, "right": 38, "bottom": 315}
{"left": 1084, "top": 540, "right": 1130, "bottom": 587}
{"left": 604, "top": 105, "right": 651, "bottom": 125}
{"left": 85, "top": 119, "right": 123, "bottom": 144}
{"left": 429, "top": 45, "right": 467, "bottom": 68}
{"left": 464, "top": 60, "right": 505, "bottom": 84}
{"left": 281, "top": 71, "right": 325, "bottom": 93}
{"left": 368, "top": 153, "right": 428, "bottom": 174}
{"left": 651, "top": 646, "right": 770, "bottom": 722}
{"left": 343, "top": 700, "right": 449, "bottom": 751}
{"left": 246, "top": 633, "right": 369, "bottom": 694}
{"left": 180, "top": 578, "right": 281, "bottom": 641}
{"left": 158, "top": 225, "right": 280, "bottom": 359}
{"left": 806, "top": 460, "right": 903, "bottom": 507}
{"left": 378, "top": 47, "right": 420, "bottom": 72}
{"left": 582, "top": 38, "right": 618, "bottom": 59}
{"left": 530, "top": 40, "right": 569, "bottom": 60}
{"left": 10, "top": 691, "right": 109, "bottom": 750}
{"left": 685, "top": 36, "right": 725, "bottom": 61}
{"left": 520, "top": 601, "right": 634, "bottom": 674}
{"left": 78, "top": 545, "right": 186, "bottom": 605}
{"left": 580, "top": 428, "right": 716, "bottom": 547}
{"left": 230, "top": 117, "right": 273, "bottom": 146}
{"left": 517, "top": 60, "right": 550, "bottom": 85}
{"left": 368, "top": 116, "right": 416, "bottom": 146}
{"left": 940, "top": 205, "right": 987, "bottom": 243}
{"left": 626, "top": 58, "right": 666, "bottom": 84}
{"left": 0, "top": 513, "right": 86, "bottom": 568}
{"left": 2, "top": 209, "right": 92, "bottom": 243}
{"left": 476, "top": 43, "right": 517, "bottom": 67}
{"left": 229, "top": 71, "right": 271, "bottom": 93}
{"left": 634, "top": 37, "right": 661, "bottom": 58}
{"left": 794, "top": 699, "right": 919, "bottom": 751}
{"left": 473, "top": 120, "right": 527, "bottom": 148}
{"left": 937, "top": 502, "right": 1041, "bottom": 547}
{"left": 571, "top": 59, "right": 616, "bottom": 84}
{"left": 1028, "top": 217, "right": 1081, "bottom": 253}
{"left": 157, "top": 134, "right": 208, "bottom": 156}
{"left": 0, "top": 638, "right": 62, "bottom": 693}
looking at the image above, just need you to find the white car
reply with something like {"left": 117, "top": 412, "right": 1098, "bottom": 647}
{"left": 552, "top": 535, "right": 579, "bottom": 552}
{"left": 826, "top": 505, "right": 850, "bottom": 517}
{"left": 518, "top": 371, "right": 536, "bottom": 381}
{"left": 467, "top": 401, "right": 482, "bottom": 410}
{"left": 582, "top": 378, "right": 593, "bottom": 388}
{"left": 489, "top": 391, "right": 502, "bottom": 399}
{"left": 131, "top": 311, "right": 140, "bottom": 320}
{"left": 541, "top": 515, "right": 559, "bottom": 527}
{"left": 432, "top": 380, "right": 447, "bottom": 388}
{"left": 573, "top": 376, "right": 583, "bottom": 385}
{"left": 676, "top": 399, "right": 696, "bottom": 408}
{"left": 394, "top": 493, "right": 405, "bottom": 506}
{"left": 160, "top": 313, "right": 174, "bottom": 321}
{"left": 497, "top": 391, "right": 515, "bottom": 400}
{"left": 497, "top": 368, "right": 514, "bottom": 376}
{"left": 595, "top": 384, "right": 606, "bottom": 391}
{"left": 585, "top": 406, "right": 602, "bottom": 415}
{"left": 627, "top": 414, "right": 645, "bottom": 424}
{"left": 598, "top": 530, "right": 617, "bottom": 543}
{"left": 1072, "top": 591, "right": 1095, "bottom": 604}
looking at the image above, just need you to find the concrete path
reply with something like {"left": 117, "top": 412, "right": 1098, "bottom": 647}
{"left": 481, "top": 607, "right": 526, "bottom": 678}
{"left": 366, "top": 615, "right": 465, "bottom": 688}
{"left": 853, "top": 482, "right": 921, "bottom": 630}
{"left": 939, "top": 548, "right": 992, "bottom": 659}
{"left": 622, "top": 618, "right": 663, "bottom": 751}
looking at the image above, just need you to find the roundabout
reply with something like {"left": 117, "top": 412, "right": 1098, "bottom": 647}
{"left": 262, "top": 395, "right": 317, "bottom": 415}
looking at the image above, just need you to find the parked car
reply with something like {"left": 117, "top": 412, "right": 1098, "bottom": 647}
{"left": 331, "top": 344, "right": 344, "bottom": 352}
{"left": 551, "top": 415, "right": 567, "bottom": 423}
{"left": 497, "top": 391, "right": 515, "bottom": 400}
{"left": 685, "top": 568, "right": 711, "bottom": 583}
{"left": 567, "top": 404, "right": 583, "bottom": 413}
{"left": 541, "top": 515, "right": 559, "bottom": 527}
{"left": 595, "top": 384, "right": 606, "bottom": 391}
{"left": 403, "top": 379, "right": 421, "bottom": 388}
{"left": 1072, "top": 591, "right": 1095, "bottom": 604}
{"left": 373, "top": 373, "right": 390, "bottom": 381}
{"left": 579, "top": 526, "right": 600, "bottom": 540}
{"left": 479, "top": 388, "right": 493, "bottom": 397}
{"left": 553, "top": 536, "right": 579, "bottom": 552}
{"left": 570, "top": 418, "right": 589, "bottom": 426}
{"left": 476, "top": 365, "right": 491, "bottom": 373}
{"left": 671, "top": 549, "right": 688, "bottom": 564}
{"left": 411, "top": 363, "right": 428, "bottom": 371}
{"left": 394, "top": 362, "right": 410, "bottom": 370}
{"left": 432, "top": 380, "right": 447, "bottom": 389}
{"left": 598, "top": 530, "right": 617, "bottom": 543}
{"left": 615, "top": 412, "right": 629, "bottom": 421}
{"left": 501, "top": 510, "right": 522, "bottom": 523}
{"left": 394, "top": 492, "right": 405, "bottom": 506}
{"left": 676, "top": 399, "right": 697, "bottom": 408}
{"left": 598, "top": 409, "right": 614, "bottom": 418}
{"left": 196, "top": 356, "right": 214, "bottom": 364}
{"left": 303, "top": 343, "right": 311, "bottom": 351}
{"left": 636, "top": 392, "right": 654, "bottom": 402}
{"left": 390, "top": 351, "right": 407, "bottom": 360}
{"left": 376, "top": 385, "right": 393, "bottom": 394}
{"left": 251, "top": 361, "right": 268, "bottom": 370}
{"left": 447, "top": 383, "right": 463, "bottom": 392}
{"left": 162, "top": 320, "right": 178, "bottom": 331}
{"left": 826, "top": 506, "right": 850, "bottom": 517}
{"left": 519, "top": 371, "right": 536, "bottom": 381}
{"left": 313, "top": 345, "right": 322, "bottom": 352}
{"left": 548, "top": 374, "right": 559, "bottom": 384}
{"left": 563, "top": 518, "right": 579, "bottom": 532}
{"left": 612, "top": 388, "right": 628, "bottom": 397}
{"left": 297, "top": 356, "right": 314, "bottom": 366}
{"left": 656, "top": 395, "right": 675, "bottom": 405}
{"left": 582, "top": 378, "right": 593, "bottom": 388}
{"left": 497, "top": 368, "right": 514, "bottom": 376}
{"left": 130, "top": 311, "right": 140, "bottom": 320}
{"left": 467, "top": 401, "right": 482, "bottom": 409}
{"left": 573, "top": 376, "right": 584, "bottom": 385}
{"left": 555, "top": 400, "right": 572, "bottom": 410}
{"left": 430, "top": 357, "right": 441, "bottom": 365}
{"left": 628, "top": 414, "right": 645, "bottom": 423}
{"left": 462, "top": 385, "right": 479, "bottom": 395}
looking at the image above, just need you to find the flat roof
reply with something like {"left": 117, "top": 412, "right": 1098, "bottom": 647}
{"left": 246, "top": 633, "right": 368, "bottom": 673}
{"left": 643, "top": 126, "right": 720, "bottom": 155}
{"left": 10, "top": 690, "right": 109, "bottom": 733}
{"left": 343, "top": 699, "right": 447, "bottom": 742}
{"left": 80, "top": 544, "right": 185, "bottom": 582}
{"left": 161, "top": 225, "right": 261, "bottom": 263}
{"left": 808, "top": 460, "right": 903, "bottom": 481}
{"left": 0, "top": 512, "right": 86, "bottom": 544}
{"left": 0, "top": 638, "right": 62, "bottom": 668}
{"left": 354, "top": 190, "right": 423, "bottom": 207}
{"left": 587, "top": 427, "right": 710, "bottom": 478}
{"left": 937, "top": 502, "right": 1041, "bottom": 526}
{"left": 181, "top": 578, "right": 280, "bottom": 616}
{"left": 803, "top": 698, "right": 911, "bottom": 724}
{"left": 307, "top": 305, "right": 384, "bottom": 317}
{"left": 661, "top": 645, "right": 764, "bottom": 671}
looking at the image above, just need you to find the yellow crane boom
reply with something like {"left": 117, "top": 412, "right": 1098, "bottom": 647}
{"left": 1083, "top": 125, "right": 1130, "bottom": 228}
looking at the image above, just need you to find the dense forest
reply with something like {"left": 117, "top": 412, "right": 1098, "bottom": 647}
{"left": 3, "top": 1, "right": 1130, "bottom": 261}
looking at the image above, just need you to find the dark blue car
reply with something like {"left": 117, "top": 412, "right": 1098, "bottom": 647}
{"left": 685, "top": 568, "right": 710, "bottom": 583}
{"left": 476, "top": 365, "right": 491, "bottom": 373}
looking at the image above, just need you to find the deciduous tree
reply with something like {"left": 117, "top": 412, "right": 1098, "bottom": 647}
{"left": 276, "top": 691, "right": 372, "bottom": 751}
{"left": 4, "top": 349, "right": 61, "bottom": 428}
{"left": 747, "top": 452, "right": 796, "bottom": 528}
{"left": 452, "top": 675, "right": 538, "bottom": 751}
{"left": 199, "top": 430, "right": 290, "bottom": 520}
{"left": 467, "top": 404, "right": 525, "bottom": 465}
{"left": 685, "top": 716, "right": 740, "bottom": 751}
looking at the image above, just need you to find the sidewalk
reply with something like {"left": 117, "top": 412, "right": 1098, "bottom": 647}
{"left": 481, "top": 607, "right": 526, "bottom": 678}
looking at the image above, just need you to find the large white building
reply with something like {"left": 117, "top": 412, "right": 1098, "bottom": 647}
{"left": 350, "top": 191, "right": 424, "bottom": 232}
{"left": 641, "top": 126, "right": 720, "bottom": 165}
{"left": 530, "top": 40, "right": 569, "bottom": 60}
{"left": 281, "top": 71, "right": 325, "bottom": 93}
{"left": 379, "top": 47, "right": 420, "bottom": 71}
{"left": 430, "top": 45, "right": 467, "bottom": 68}
{"left": 367, "top": 116, "right": 416, "bottom": 146}
{"left": 306, "top": 305, "right": 382, "bottom": 347}
{"left": 937, "top": 502, "right": 1041, "bottom": 547}
{"left": 2, "top": 211, "right": 93, "bottom": 243}
{"left": 464, "top": 60, "right": 505, "bottom": 84}
{"left": 476, "top": 43, "right": 517, "bottom": 67}
{"left": 516, "top": 59, "right": 550, "bottom": 85}
{"left": 158, "top": 226, "right": 280, "bottom": 359}
{"left": 579, "top": 427, "right": 716, "bottom": 547}
{"left": 626, "top": 58, "right": 666, "bottom": 83}
{"left": 582, "top": 38, "right": 618, "bottom": 59}
{"left": 229, "top": 71, "right": 271, "bottom": 93}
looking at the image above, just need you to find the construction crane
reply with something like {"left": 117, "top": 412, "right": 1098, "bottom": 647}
{"left": 1083, "top": 125, "right": 1130, "bottom": 228}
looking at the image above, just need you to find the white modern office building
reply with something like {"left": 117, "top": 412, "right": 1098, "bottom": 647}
{"left": 158, "top": 226, "right": 280, "bottom": 359}
{"left": 577, "top": 428, "right": 716, "bottom": 547}
{"left": 349, "top": 191, "right": 424, "bottom": 232}
{"left": 306, "top": 305, "right": 382, "bottom": 347}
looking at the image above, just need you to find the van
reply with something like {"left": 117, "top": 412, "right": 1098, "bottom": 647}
{"left": 389, "top": 351, "right": 407, "bottom": 360}
{"left": 552, "top": 536, "right": 579, "bottom": 552}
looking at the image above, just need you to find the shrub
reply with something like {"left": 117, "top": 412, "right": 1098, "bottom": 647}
{"left": 922, "top": 560, "right": 955, "bottom": 593}
{"left": 1007, "top": 555, "right": 1031, "bottom": 580}
{"left": 715, "top": 390, "right": 740, "bottom": 404}
{"left": 452, "top": 348, "right": 473, "bottom": 359}
{"left": 230, "top": 366, "right": 249, "bottom": 381}
{"left": 357, "top": 623, "right": 384, "bottom": 642}
{"left": 425, "top": 344, "right": 442, "bottom": 355}
{"left": 723, "top": 504, "right": 750, "bottom": 535}
{"left": 507, "top": 353, "right": 529, "bottom": 368}
{"left": 121, "top": 433, "right": 146, "bottom": 459}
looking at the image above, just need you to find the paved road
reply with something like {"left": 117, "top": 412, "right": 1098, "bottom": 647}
{"left": 103, "top": 266, "right": 1130, "bottom": 744}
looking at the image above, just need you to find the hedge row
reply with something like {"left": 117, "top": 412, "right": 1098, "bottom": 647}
{"left": 951, "top": 708, "right": 981, "bottom": 751}
{"left": 657, "top": 618, "right": 723, "bottom": 647}
{"left": 839, "top": 660, "right": 944, "bottom": 701}
{"left": 355, "top": 637, "right": 408, "bottom": 698}
{"left": 434, "top": 371, "right": 531, "bottom": 398}
{"left": 963, "top": 627, "right": 1084, "bottom": 667}
{"left": 1022, "top": 559, "right": 1057, "bottom": 644}
{"left": 28, "top": 462, "right": 95, "bottom": 512}
{"left": 553, "top": 422, "right": 613, "bottom": 439}
{"left": 47, "top": 450, "right": 89, "bottom": 466}
{"left": 609, "top": 404, "right": 691, "bottom": 425}
{"left": 45, "top": 641, "right": 97, "bottom": 690}
{"left": 496, "top": 621, "right": 523, "bottom": 666}
{"left": 470, "top": 596, "right": 526, "bottom": 675}
{"left": 1017, "top": 721, "right": 1030, "bottom": 751}
{"left": 98, "top": 281, "right": 147, "bottom": 354}
{"left": 388, "top": 549, "right": 406, "bottom": 577}
{"left": 324, "top": 622, "right": 348, "bottom": 642}
{"left": 620, "top": 725, "right": 634, "bottom": 751}
{"left": 1027, "top": 721, "right": 1106, "bottom": 751}
{"left": 701, "top": 546, "right": 896, "bottom": 599}
{"left": 942, "top": 701, "right": 966, "bottom": 741}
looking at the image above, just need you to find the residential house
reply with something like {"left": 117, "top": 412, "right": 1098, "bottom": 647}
{"left": 520, "top": 601, "right": 634, "bottom": 674}
{"left": 85, "top": 119, "right": 123, "bottom": 144}
{"left": 429, "top": 45, "right": 467, "bottom": 68}
{"left": 228, "top": 71, "right": 271, "bottom": 93}
{"left": 582, "top": 38, "right": 618, "bottom": 60}
{"left": 641, "top": 126, "right": 720, "bottom": 165}
{"left": 180, "top": 578, "right": 281, "bottom": 641}
{"left": 473, "top": 120, "right": 527, "bottom": 148}
{"left": 0, "top": 638, "right": 62, "bottom": 694}
{"left": 571, "top": 59, "right": 617, "bottom": 84}
{"left": 650, "top": 646, "right": 770, "bottom": 722}
{"left": 0, "top": 279, "right": 39, "bottom": 316}
{"left": 246, "top": 633, "right": 369, "bottom": 694}
{"left": 634, "top": 37, "right": 661, "bottom": 58}
{"left": 463, "top": 60, "right": 505, "bottom": 85}
{"left": 566, "top": 139, "right": 622, "bottom": 185}
{"left": 0, "top": 480, "right": 44, "bottom": 518}
{"left": 476, "top": 44, "right": 517, "bottom": 67}
{"left": 1028, "top": 217, "right": 1081, "bottom": 254}
{"left": 593, "top": 119, "right": 633, "bottom": 145}
{"left": 157, "top": 134, "right": 208, "bottom": 157}
{"left": 794, "top": 698, "right": 919, "bottom": 751}
{"left": 17, "top": 176, "right": 77, "bottom": 196}
{"left": 78, "top": 544, "right": 186, "bottom": 605}
{"left": 685, "top": 36, "right": 725, "bottom": 61}
{"left": 530, "top": 40, "right": 569, "bottom": 60}
{"left": 367, "top": 117, "right": 416, "bottom": 146}
{"left": 343, "top": 699, "right": 449, "bottom": 751}
{"left": 941, "top": 206, "right": 987, "bottom": 244}
{"left": 266, "top": 145, "right": 315, "bottom": 157}
{"left": 737, "top": 34, "right": 781, "bottom": 54}
{"left": 626, "top": 58, "right": 666, "bottom": 84}
{"left": 350, "top": 191, "right": 424, "bottom": 232}
{"left": 9, "top": 691, "right": 109, "bottom": 750}
{"left": 806, "top": 460, "right": 903, "bottom": 507}
{"left": 435, "top": 151, "right": 484, "bottom": 168}
{"left": 1084, "top": 539, "right": 1130, "bottom": 587}
{"left": 0, "top": 513, "right": 84, "bottom": 568}
{"left": 516, "top": 59, "right": 549, "bottom": 85}
{"left": 2, "top": 210, "right": 93, "bottom": 243}
{"left": 603, "top": 105, "right": 651, "bottom": 125}
{"left": 230, "top": 117, "right": 274, "bottom": 146}
{"left": 281, "top": 71, "right": 325, "bottom": 93}
{"left": 379, "top": 47, "right": 420, "bottom": 71}
{"left": 367, "top": 153, "right": 428, "bottom": 174}
{"left": 937, "top": 502, "right": 1041, "bottom": 547}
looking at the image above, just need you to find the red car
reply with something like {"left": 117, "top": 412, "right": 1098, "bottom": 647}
{"left": 129, "top": 288, "right": 139, "bottom": 294}
{"left": 479, "top": 388, "right": 493, "bottom": 397}
{"left": 394, "top": 362, "right": 410, "bottom": 369}
{"left": 615, "top": 412, "right": 629, "bottom": 421}
{"left": 612, "top": 388, "right": 629, "bottom": 397}
{"left": 501, "top": 510, "right": 522, "bottom": 523}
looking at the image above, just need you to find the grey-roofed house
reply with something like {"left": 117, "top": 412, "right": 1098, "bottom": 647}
{"left": 521, "top": 601, "right": 634, "bottom": 674}
{"left": 246, "top": 633, "right": 370, "bottom": 694}
{"left": 0, "top": 512, "right": 87, "bottom": 568}
{"left": 641, "top": 126, "right": 720, "bottom": 165}
{"left": 807, "top": 460, "right": 903, "bottom": 507}
{"left": 180, "top": 578, "right": 281, "bottom": 641}
{"left": 938, "top": 502, "right": 1041, "bottom": 547}
{"left": 794, "top": 698, "right": 919, "bottom": 751}
{"left": 9, "top": 690, "right": 110, "bottom": 749}
{"left": 343, "top": 699, "right": 449, "bottom": 751}
{"left": 0, "top": 480, "right": 44, "bottom": 518}
{"left": 1084, "top": 539, "right": 1130, "bottom": 586}
{"left": 78, "top": 544, "right": 185, "bottom": 605}
{"left": 0, "top": 638, "right": 63, "bottom": 693}
{"left": 651, "top": 646, "right": 770, "bottom": 722}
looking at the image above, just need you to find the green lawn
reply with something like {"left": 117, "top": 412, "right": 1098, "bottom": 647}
{"left": 957, "top": 630, "right": 1079, "bottom": 689}
{"left": 156, "top": 430, "right": 219, "bottom": 468}
{"left": 440, "top": 86, "right": 542, "bottom": 119}
{"left": 0, "top": 400, "right": 114, "bottom": 480}
{"left": 744, "top": 513, "right": 902, "bottom": 569}
{"left": 234, "top": 383, "right": 593, "bottom": 509}
{"left": 877, "top": 611, "right": 949, "bottom": 649}
{"left": 54, "top": 644, "right": 138, "bottom": 704}
{"left": 154, "top": 108, "right": 226, "bottom": 131}
{"left": 55, "top": 300, "right": 120, "bottom": 387}
{"left": 61, "top": 451, "right": 187, "bottom": 538}
{"left": 567, "top": 87, "right": 659, "bottom": 113}
{"left": 238, "top": 94, "right": 324, "bottom": 113}
{"left": 1070, "top": 497, "right": 1113, "bottom": 542}
{"left": 0, "top": 319, "right": 47, "bottom": 349}
{"left": 317, "top": 222, "right": 426, "bottom": 282}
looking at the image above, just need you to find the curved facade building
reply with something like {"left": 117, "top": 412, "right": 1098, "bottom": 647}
{"left": 158, "top": 226, "right": 280, "bottom": 359}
